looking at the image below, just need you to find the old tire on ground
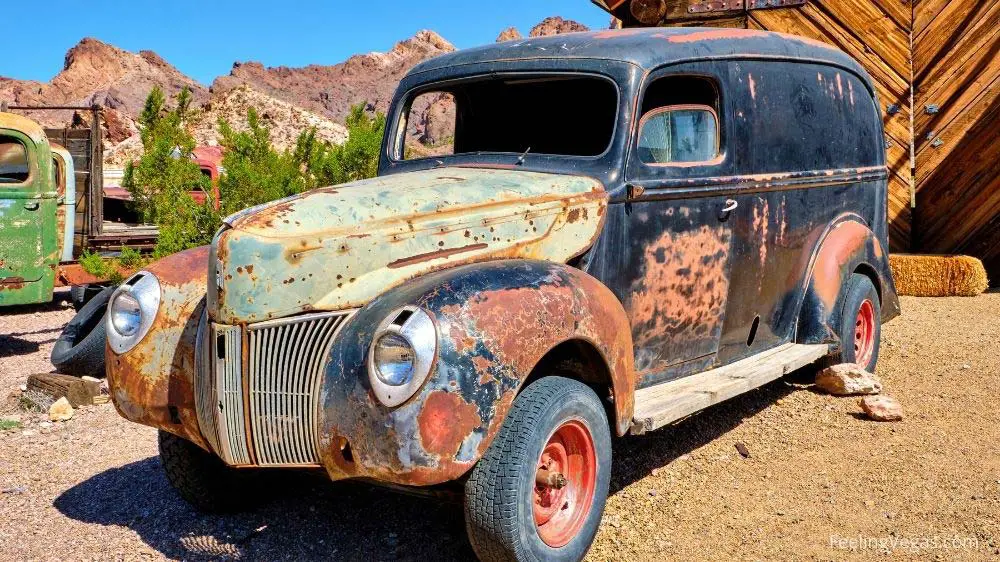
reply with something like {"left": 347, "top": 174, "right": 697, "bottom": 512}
{"left": 70, "top": 284, "right": 108, "bottom": 312}
{"left": 830, "top": 273, "right": 882, "bottom": 372}
{"left": 50, "top": 286, "right": 114, "bottom": 378}
{"left": 158, "top": 430, "right": 259, "bottom": 513}
{"left": 465, "top": 376, "right": 611, "bottom": 562}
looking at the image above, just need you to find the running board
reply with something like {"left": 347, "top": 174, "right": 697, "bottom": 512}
{"left": 631, "top": 343, "right": 829, "bottom": 434}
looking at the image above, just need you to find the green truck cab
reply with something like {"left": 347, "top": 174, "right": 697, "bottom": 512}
{"left": 0, "top": 112, "right": 63, "bottom": 306}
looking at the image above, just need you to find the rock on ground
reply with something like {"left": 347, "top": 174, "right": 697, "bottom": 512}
{"left": 814, "top": 363, "right": 883, "bottom": 395}
{"left": 860, "top": 395, "right": 903, "bottom": 421}
{"left": 48, "top": 397, "right": 74, "bottom": 422}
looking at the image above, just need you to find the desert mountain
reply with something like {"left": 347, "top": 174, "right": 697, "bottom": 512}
{"left": 211, "top": 31, "right": 456, "bottom": 124}
{"left": 0, "top": 37, "right": 207, "bottom": 142}
{"left": 1, "top": 17, "right": 590, "bottom": 160}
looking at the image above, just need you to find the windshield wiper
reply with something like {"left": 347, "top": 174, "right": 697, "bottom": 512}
{"left": 515, "top": 146, "right": 531, "bottom": 166}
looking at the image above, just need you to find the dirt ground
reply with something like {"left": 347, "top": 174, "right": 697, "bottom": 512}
{"left": 1, "top": 292, "right": 998, "bottom": 561}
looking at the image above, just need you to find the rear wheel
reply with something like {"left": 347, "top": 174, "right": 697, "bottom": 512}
{"left": 465, "top": 376, "right": 611, "bottom": 562}
{"left": 830, "top": 273, "right": 882, "bottom": 371}
{"left": 158, "top": 430, "right": 259, "bottom": 513}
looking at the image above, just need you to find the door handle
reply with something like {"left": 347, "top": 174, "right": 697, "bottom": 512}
{"left": 24, "top": 201, "right": 39, "bottom": 211}
{"left": 721, "top": 199, "right": 738, "bottom": 213}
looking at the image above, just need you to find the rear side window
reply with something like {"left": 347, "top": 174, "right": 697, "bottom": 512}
{"left": 636, "top": 76, "right": 722, "bottom": 167}
{"left": 638, "top": 105, "right": 719, "bottom": 164}
{"left": 0, "top": 136, "right": 29, "bottom": 184}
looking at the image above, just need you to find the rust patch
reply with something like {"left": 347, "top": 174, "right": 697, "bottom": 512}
{"left": 811, "top": 221, "right": 870, "bottom": 310}
{"left": 417, "top": 391, "right": 482, "bottom": 458}
{"left": 667, "top": 29, "right": 766, "bottom": 43}
{"left": 629, "top": 225, "right": 730, "bottom": 376}
{"left": 387, "top": 243, "right": 489, "bottom": 269}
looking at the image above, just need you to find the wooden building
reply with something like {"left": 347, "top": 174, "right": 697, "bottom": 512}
{"left": 593, "top": 0, "right": 1000, "bottom": 280}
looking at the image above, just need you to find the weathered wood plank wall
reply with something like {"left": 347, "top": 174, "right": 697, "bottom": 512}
{"left": 911, "top": 0, "right": 1000, "bottom": 279}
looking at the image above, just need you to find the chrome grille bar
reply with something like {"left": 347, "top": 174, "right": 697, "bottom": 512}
{"left": 247, "top": 311, "right": 350, "bottom": 466}
{"left": 196, "top": 309, "right": 354, "bottom": 467}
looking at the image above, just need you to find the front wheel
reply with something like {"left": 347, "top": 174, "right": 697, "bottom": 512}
{"left": 830, "top": 273, "right": 882, "bottom": 372}
{"left": 464, "top": 376, "right": 611, "bottom": 562}
{"left": 158, "top": 430, "right": 260, "bottom": 513}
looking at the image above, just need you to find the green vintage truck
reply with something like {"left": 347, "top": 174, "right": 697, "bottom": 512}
{"left": 0, "top": 108, "right": 158, "bottom": 308}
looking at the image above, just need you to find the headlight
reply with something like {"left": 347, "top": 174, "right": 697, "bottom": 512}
{"left": 368, "top": 306, "right": 437, "bottom": 407}
{"left": 110, "top": 292, "right": 142, "bottom": 336}
{"left": 106, "top": 272, "right": 161, "bottom": 354}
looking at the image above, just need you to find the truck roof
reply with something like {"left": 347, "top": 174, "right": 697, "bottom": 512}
{"left": 0, "top": 112, "right": 48, "bottom": 146}
{"left": 409, "top": 27, "right": 867, "bottom": 85}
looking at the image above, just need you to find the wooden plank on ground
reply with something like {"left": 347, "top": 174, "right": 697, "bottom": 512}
{"left": 631, "top": 343, "right": 829, "bottom": 434}
{"left": 26, "top": 373, "right": 100, "bottom": 407}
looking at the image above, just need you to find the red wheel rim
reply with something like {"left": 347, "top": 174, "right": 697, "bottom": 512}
{"left": 854, "top": 299, "right": 876, "bottom": 367}
{"left": 532, "top": 419, "right": 597, "bottom": 548}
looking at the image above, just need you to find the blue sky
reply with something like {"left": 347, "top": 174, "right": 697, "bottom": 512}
{"left": 0, "top": 1, "right": 611, "bottom": 85}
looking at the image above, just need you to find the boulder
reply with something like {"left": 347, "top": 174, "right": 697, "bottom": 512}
{"left": 860, "top": 395, "right": 903, "bottom": 422}
{"left": 48, "top": 397, "right": 75, "bottom": 422}
{"left": 814, "top": 364, "right": 882, "bottom": 396}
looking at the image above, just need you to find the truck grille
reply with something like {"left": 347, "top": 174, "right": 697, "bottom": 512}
{"left": 195, "top": 310, "right": 355, "bottom": 467}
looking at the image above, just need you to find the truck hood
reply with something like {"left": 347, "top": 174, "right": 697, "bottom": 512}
{"left": 210, "top": 167, "right": 607, "bottom": 324}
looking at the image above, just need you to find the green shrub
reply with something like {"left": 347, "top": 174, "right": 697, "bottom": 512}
{"left": 296, "top": 103, "right": 386, "bottom": 188}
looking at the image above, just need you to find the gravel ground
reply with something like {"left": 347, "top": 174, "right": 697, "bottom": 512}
{"left": 1, "top": 293, "right": 998, "bottom": 560}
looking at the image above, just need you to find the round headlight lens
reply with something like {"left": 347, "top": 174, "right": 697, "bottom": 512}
{"left": 110, "top": 292, "right": 142, "bottom": 337}
{"left": 373, "top": 333, "right": 415, "bottom": 386}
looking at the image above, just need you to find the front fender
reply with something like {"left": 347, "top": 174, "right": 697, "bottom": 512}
{"left": 106, "top": 246, "right": 210, "bottom": 449}
{"left": 318, "top": 259, "right": 634, "bottom": 486}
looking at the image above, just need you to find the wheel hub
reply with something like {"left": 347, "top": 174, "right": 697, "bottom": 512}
{"left": 532, "top": 419, "right": 597, "bottom": 548}
{"left": 854, "top": 298, "right": 876, "bottom": 367}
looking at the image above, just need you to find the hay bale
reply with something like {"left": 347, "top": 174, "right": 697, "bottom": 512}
{"left": 889, "top": 254, "right": 989, "bottom": 297}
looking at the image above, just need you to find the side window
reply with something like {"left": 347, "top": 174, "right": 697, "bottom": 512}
{"left": 0, "top": 136, "right": 30, "bottom": 184}
{"left": 636, "top": 76, "right": 721, "bottom": 166}
{"left": 402, "top": 92, "right": 456, "bottom": 160}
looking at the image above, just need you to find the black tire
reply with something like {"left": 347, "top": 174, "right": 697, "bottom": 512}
{"left": 829, "top": 273, "right": 882, "bottom": 371}
{"left": 50, "top": 286, "right": 114, "bottom": 378}
{"left": 465, "top": 377, "right": 612, "bottom": 562}
{"left": 158, "top": 430, "right": 259, "bottom": 513}
{"left": 70, "top": 284, "right": 107, "bottom": 312}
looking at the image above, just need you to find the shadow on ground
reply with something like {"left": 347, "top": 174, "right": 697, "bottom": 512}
{"left": 55, "top": 376, "right": 807, "bottom": 560}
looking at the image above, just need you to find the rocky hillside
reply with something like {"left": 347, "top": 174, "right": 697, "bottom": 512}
{"left": 1, "top": 17, "right": 590, "bottom": 160}
{"left": 211, "top": 30, "right": 456, "bottom": 123}
{"left": 0, "top": 37, "right": 207, "bottom": 143}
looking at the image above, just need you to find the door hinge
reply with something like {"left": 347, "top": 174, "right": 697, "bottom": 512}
{"left": 627, "top": 184, "right": 646, "bottom": 199}
{"left": 688, "top": 0, "right": 745, "bottom": 14}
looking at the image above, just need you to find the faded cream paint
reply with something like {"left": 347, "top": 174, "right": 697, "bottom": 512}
{"left": 211, "top": 167, "right": 607, "bottom": 324}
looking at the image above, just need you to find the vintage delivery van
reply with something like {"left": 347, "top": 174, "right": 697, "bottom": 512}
{"left": 105, "top": 28, "right": 899, "bottom": 561}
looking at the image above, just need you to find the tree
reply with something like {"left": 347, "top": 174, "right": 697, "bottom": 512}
{"left": 123, "top": 86, "right": 216, "bottom": 257}
{"left": 296, "top": 103, "right": 386, "bottom": 188}
{"left": 216, "top": 107, "right": 309, "bottom": 217}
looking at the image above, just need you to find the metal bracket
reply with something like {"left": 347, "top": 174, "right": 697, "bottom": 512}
{"left": 748, "top": 0, "right": 808, "bottom": 9}
{"left": 924, "top": 104, "right": 940, "bottom": 115}
{"left": 689, "top": 0, "right": 745, "bottom": 14}
{"left": 931, "top": 137, "right": 944, "bottom": 148}
{"left": 886, "top": 104, "right": 900, "bottom": 116}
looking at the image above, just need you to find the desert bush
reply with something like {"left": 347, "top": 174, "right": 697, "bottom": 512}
{"left": 123, "top": 86, "right": 218, "bottom": 257}
{"left": 296, "top": 103, "right": 386, "bottom": 187}
{"left": 216, "top": 108, "right": 309, "bottom": 216}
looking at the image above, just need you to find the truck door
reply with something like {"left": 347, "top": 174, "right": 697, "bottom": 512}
{"left": 615, "top": 65, "right": 738, "bottom": 387}
{"left": 0, "top": 128, "right": 57, "bottom": 306}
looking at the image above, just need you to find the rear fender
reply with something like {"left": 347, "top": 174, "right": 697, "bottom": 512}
{"left": 795, "top": 216, "right": 899, "bottom": 345}
{"left": 319, "top": 259, "right": 634, "bottom": 486}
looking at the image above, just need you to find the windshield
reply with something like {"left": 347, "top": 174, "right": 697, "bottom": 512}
{"left": 396, "top": 74, "right": 618, "bottom": 161}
